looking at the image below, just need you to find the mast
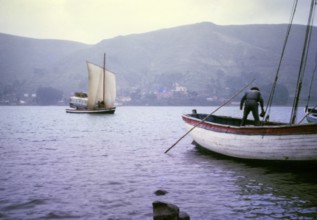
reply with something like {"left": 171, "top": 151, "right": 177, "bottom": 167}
{"left": 103, "top": 53, "right": 106, "bottom": 105}
{"left": 290, "top": 0, "right": 316, "bottom": 124}
{"left": 306, "top": 53, "right": 317, "bottom": 111}
{"left": 264, "top": 0, "right": 298, "bottom": 123}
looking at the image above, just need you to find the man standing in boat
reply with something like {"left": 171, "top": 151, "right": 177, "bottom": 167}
{"left": 240, "top": 87, "right": 265, "bottom": 126}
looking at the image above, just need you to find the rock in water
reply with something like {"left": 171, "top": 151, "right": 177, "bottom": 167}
{"left": 152, "top": 201, "right": 190, "bottom": 220}
{"left": 154, "top": 189, "right": 168, "bottom": 196}
{"left": 153, "top": 201, "right": 179, "bottom": 220}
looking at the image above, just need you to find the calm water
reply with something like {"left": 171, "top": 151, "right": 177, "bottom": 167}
{"left": 1, "top": 106, "right": 317, "bottom": 220}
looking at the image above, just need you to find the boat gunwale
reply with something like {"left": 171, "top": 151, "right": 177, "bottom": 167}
{"left": 182, "top": 113, "right": 317, "bottom": 136}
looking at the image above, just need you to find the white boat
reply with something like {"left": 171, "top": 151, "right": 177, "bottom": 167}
{"left": 180, "top": 1, "right": 317, "bottom": 161}
{"left": 306, "top": 107, "right": 317, "bottom": 123}
{"left": 307, "top": 114, "right": 317, "bottom": 123}
{"left": 65, "top": 107, "right": 115, "bottom": 114}
{"left": 182, "top": 112, "right": 317, "bottom": 161}
{"left": 66, "top": 54, "right": 116, "bottom": 114}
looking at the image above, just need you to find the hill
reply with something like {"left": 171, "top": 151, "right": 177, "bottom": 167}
{"left": 0, "top": 22, "right": 316, "bottom": 105}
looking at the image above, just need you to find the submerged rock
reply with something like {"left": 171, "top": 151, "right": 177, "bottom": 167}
{"left": 154, "top": 189, "right": 168, "bottom": 196}
{"left": 152, "top": 201, "right": 190, "bottom": 220}
{"left": 179, "top": 211, "right": 190, "bottom": 220}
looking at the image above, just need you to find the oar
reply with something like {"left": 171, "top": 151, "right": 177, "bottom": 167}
{"left": 164, "top": 79, "right": 255, "bottom": 154}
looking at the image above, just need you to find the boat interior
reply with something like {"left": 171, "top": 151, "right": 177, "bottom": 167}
{"left": 188, "top": 113, "right": 287, "bottom": 127}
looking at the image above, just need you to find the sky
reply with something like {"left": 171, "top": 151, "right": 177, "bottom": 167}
{"left": 0, "top": 0, "right": 314, "bottom": 44}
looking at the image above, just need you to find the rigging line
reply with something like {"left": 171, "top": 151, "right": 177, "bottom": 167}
{"left": 301, "top": 3, "right": 316, "bottom": 74}
{"left": 263, "top": 0, "right": 298, "bottom": 123}
{"left": 305, "top": 2, "right": 317, "bottom": 110}
{"left": 305, "top": 49, "right": 317, "bottom": 111}
{"left": 290, "top": 0, "right": 316, "bottom": 124}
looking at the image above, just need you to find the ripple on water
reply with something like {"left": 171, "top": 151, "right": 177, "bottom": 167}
{"left": 3, "top": 199, "right": 46, "bottom": 211}
{"left": 1, "top": 106, "right": 317, "bottom": 219}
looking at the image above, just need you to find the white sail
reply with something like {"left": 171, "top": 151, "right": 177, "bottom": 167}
{"left": 87, "top": 62, "right": 116, "bottom": 110}
{"left": 105, "top": 69, "right": 116, "bottom": 108}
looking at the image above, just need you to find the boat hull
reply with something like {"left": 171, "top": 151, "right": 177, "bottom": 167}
{"left": 66, "top": 107, "right": 116, "bottom": 114}
{"left": 182, "top": 114, "right": 317, "bottom": 161}
{"left": 306, "top": 114, "right": 317, "bottom": 123}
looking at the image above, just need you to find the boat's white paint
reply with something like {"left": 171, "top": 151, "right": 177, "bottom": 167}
{"left": 184, "top": 122, "right": 317, "bottom": 161}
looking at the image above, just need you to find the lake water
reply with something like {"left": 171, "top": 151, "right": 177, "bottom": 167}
{"left": 1, "top": 106, "right": 317, "bottom": 219}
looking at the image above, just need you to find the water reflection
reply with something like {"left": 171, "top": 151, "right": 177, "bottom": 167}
{"left": 1, "top": 106, "right": 316, "bottom": 219}
{"left": 192, "top": 144, "right": 317, "bottom": 219}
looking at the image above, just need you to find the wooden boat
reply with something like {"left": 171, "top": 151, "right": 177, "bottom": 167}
{"left": 181, "top": 1, "right": 317, "bottom": 161}
{"left": 66, "top": 54, "right": 116, "bottom": 114}
{"left": 66, "top": 107, "right": 116, "bottom": 114}
{"left": 182, "top": 112, "right": 317, "bottom": 161}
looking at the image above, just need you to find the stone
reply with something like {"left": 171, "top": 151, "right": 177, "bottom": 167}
{"left": 153, "top": 201, "right": 179, "bottom": 220}
{"left": 154, "top": 189, "right": 168, "bottom": 196}
{"left": 179, "top": 211, "right": 190, "bottom": 220}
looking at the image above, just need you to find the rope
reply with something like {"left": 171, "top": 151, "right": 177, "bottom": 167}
{"left": 306, "top": 52, "right": 317, "bottom": 111}
{"left": 263, "top": 0, "right": 298, "bottom": 123}
{"left": 305, "top": 2, "right": 317, "bottom": 111}
{"left": 290, "top": 0, "right": 316, "bottom": 124}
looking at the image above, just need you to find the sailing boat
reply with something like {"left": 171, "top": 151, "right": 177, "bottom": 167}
{"left": 66, "top": 54, "right": 116, "bottom": 114}
{"left": 181, "top": 0, "right": 317, "bottom": 161}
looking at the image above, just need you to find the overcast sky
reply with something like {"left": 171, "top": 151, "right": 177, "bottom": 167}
{"left": 0, "top": 0, "right": 314, "bottom": 44}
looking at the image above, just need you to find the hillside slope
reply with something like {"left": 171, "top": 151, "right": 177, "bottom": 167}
{"left": 0, "top": 22, "right": 316, "bottom": 103}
